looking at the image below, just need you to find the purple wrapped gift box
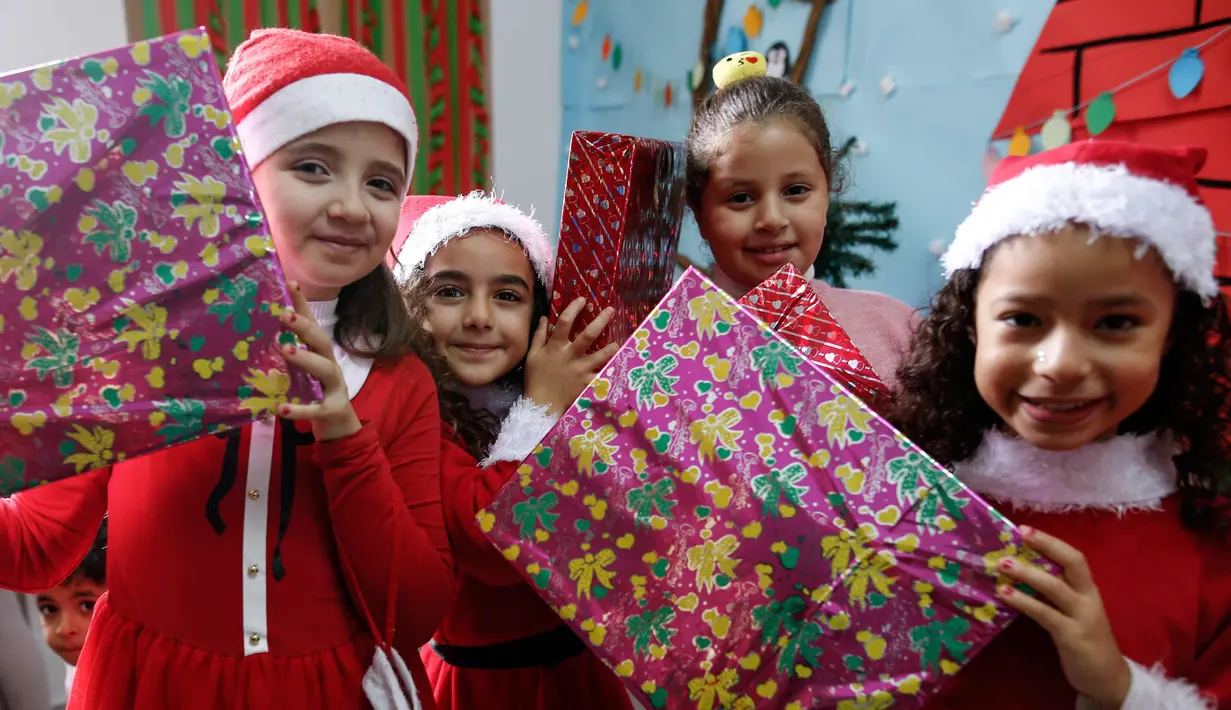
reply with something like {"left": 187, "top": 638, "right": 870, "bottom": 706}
{"left": 0, "top": 29, "right": 320, "bottom": 491}
{"left": 480, "top": 268, "right": 1050, "bottom": 709}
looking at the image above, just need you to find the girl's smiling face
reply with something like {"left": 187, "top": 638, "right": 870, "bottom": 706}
{"left": 972, "top": 225, "right": 1177, "bottom": 450}
{"left": 422, "top": 229, "right": 537, "bottom": 387}
{"left": 251, "top": 121, "right": 407, "bottom": 301}
{"left": 698, "top": 119, "right": 830, "bottom": 291}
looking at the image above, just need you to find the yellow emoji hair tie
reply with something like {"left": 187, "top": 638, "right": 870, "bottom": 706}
{"left": 712, "top": 51, "right": 767, "bottom": 89}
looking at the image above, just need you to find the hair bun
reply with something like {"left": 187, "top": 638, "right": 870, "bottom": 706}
{"left": 712, "top": 51, "right": 767, "bottom": 90}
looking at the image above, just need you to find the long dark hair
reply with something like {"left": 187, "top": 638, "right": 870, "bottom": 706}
{"left": 686, "top": 75, "right": 843, "bottom": 213}
{"left": 401, "top": 251, "right": 552, "bottom": 460}
{"left": 888, "top": 266, "right": 1231, "bottom": 533}
{"left": 332, "top": 262, "right": 435, "bottom": 362}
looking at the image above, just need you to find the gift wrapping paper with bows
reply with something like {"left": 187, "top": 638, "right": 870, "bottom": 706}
{"left": 551, "top": 131, "right": 687, "bottom": 351}
{"left": 481, "top": 269, "right": 1050, "bottom": 709}
{"left": 0, "top": 29, "right": 320, "bottom": 491}
{"left": 738, "top": 263, "right": 890, "bottom": 409}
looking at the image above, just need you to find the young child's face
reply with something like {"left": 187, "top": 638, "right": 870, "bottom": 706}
{"left": 972, "top": 225, "right": 1176, "bottom": 450}
{"left": 422, "top": 229, "right": 536, "bottom": 387}
{"left": 698, "top": 119, "right": 829, "bottom": 290}
{"left": 251, "top": 121, "right": 406, "bottom": 301}
{"left": 37, "top": 576, "right": 104, "bottom": 666}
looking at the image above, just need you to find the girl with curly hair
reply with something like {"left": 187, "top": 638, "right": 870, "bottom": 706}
{"left": 392, "top": 193, "right": 630, "bottom": 710}
{"left": 891, "top": 140, "right": 1231, "bottom": 709}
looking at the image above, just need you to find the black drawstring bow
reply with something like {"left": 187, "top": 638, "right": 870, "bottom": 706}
{"left": 205, "top": 419, "right": 315, "bottom": 581}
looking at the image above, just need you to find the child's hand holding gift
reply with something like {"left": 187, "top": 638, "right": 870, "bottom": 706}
{"left": 525, "top": 297, "right": 620, "bottom": 417}
{"left": 276, "top": 282, "right": 363, "bottom": 442}
{"left": 997, "top": 527, "right": 1132, "bottom": 709}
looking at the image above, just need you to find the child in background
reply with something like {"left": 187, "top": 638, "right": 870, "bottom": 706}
{"left": 891, "top": 140, "right": 1231, "bottom": 708}
{"left": 38, "top": 520, "right": 107, "bottom": 697}
{"left": 393, "top": 192, "right": 631, "bottom": 710}
{"left": 686, "top": 54, "right": 915, "bottom": 384}
{"left": 0, "top": 29, "right": 453, "bottom": 709}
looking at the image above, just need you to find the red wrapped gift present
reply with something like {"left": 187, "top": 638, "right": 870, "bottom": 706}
{"left": 739, "top": 263, "right": 889, "bottom": 406}
{"left": 551, "top": 131, "right": 687, "bottom": 351}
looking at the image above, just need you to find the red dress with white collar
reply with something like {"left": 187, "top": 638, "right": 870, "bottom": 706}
{"left": 927, "top": 431, "right": 1231, "bottom": 709}
{"left": 0, "top": 300, "right": 454, "bottom": 710}
{"left": 421, "top": 390, "right": 634, "bottom": 710}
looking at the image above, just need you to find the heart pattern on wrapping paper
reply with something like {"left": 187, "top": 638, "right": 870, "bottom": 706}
{"left": 736, "top": 263, "right": 889, "bottom": 404}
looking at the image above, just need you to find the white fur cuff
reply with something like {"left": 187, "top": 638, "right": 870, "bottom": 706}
{"left": 1115, "top": 659, "right": 1215, "bottom": 710}
{"left": 480, "top": 397, "right": 559, "bottom": 468}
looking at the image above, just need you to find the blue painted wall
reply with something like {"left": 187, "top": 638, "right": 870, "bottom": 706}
{"left": 558, "top": 0, "right": 1054, "bottom": 308}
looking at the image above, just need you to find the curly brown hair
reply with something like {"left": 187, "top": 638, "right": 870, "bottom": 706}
{"left": 400, "top": 261, "right": 551, "bottom": 461}
{"left": 889, "top": 267, "right": 1231, "bottom": 533}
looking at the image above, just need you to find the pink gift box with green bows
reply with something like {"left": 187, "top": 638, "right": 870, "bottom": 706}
{"left": 480, "top": 268, "right": 1052, "bottom": 709}
{"left": 0, "top": 29, "right": 320, "bottom": 491}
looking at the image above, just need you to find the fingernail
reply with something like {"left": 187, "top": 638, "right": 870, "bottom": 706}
{"left": 289, "top": 311, "right": 297, "bottom": 322}
{"left": 294, "top": 282, "right": 302, "bottom": 292}
{"left": 998, "top": 585, "right": 1013, "bottom": 597}
{"left": 279, "top": 404, "right": 291, "bottom": 416}
{"left": 283, "top": 344, "right": 297, "bottom": 355}
{"left": 1019, "top": 526, "right": 1033, "bottom": 538}
{"left": 998, "top": 558, "right": 1014, "bottom": 571}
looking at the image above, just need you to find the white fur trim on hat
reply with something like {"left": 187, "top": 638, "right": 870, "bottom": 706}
{"left": 943, "top": 162, "right": 1218, "bottom": 299}
{"left": 394, "top": 191, "right": 555, "bottom": 287}
{"left": 236, "top": 72, "right": 418, "bottom": 183}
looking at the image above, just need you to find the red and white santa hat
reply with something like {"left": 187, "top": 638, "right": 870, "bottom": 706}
{"left": 943, "top": 140, "right": 1218, "bottom": 299}
{"left": 391, "top": 191, "right": 555, "bottom": 287}
{"left": 223, "top": 28, "right": 418, "bottom": 188}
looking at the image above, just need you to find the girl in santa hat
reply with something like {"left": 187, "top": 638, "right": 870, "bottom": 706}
{"left": 0, "top": 28, "right": 452, "bottom": 710}
{"left": 392, "top": 192, "right": 633, "bottom": 710}
{"left": 890, "top": 140, "right": 1231, "bottom": 708}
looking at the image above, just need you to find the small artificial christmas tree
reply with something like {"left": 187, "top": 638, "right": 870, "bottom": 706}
{"left": 814, "top": 138, "right": 901, "bottom": 287}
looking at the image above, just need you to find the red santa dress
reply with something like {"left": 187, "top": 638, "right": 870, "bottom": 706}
{"left": 926, "top": 431, "right": 1231, "bottom": 708}
{"left": 0, "top": 298, "right": 454, "bottom": 710}
{"left": 393, "top": 194, "right": 635, "bottom": 710}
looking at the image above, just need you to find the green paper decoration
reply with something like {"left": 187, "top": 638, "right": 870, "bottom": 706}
{"left": 1085, "top": 93, "right": 1116, "bottom": 136}
{"left": 613, "top": 43, "right": 623, "bottom": 70}
{"left": 768, "top": 0, "right": 781, "bottom": 6}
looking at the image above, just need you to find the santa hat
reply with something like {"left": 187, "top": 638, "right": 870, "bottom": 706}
{"left": 943, "top": 140, "right": 1217, "bottom": 299}
{"left": 391, "top": 191, "right": 555, "bottom": 287}
{"left": 223, "top": 28, "right": 418, "bottom": 185}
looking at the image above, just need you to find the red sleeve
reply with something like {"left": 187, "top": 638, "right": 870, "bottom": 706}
{"left": 0, "top": 469, "right": 109, "bottom": 593}
{"left": 441, "top": 437, "right": 523, "bottom": 587}
{"left": 1192, "top": 539, "right": 1231, "bottom": 706}
{"left": 314, "top": 356, "right": 454, "bottom": 652}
